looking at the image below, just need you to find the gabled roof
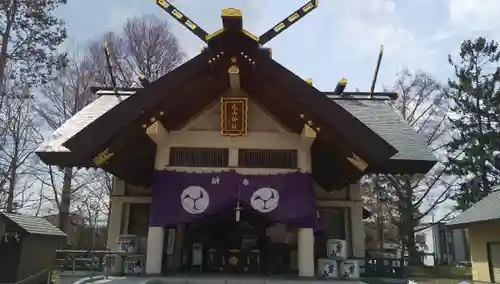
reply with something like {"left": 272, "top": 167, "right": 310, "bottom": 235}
{"left": 37, "top": 94, "right": 131, "bottom": 166}
{"left": 35, "top": 6, "right": 437, "bottom": 187}
{"left": 36, "top": 91, "right": 435, "bottom": 174}
{"left": 62, "top": 51, "right": 217, "bottom": 159}
{"left": 335, "top": 100, "right": 436, "bottom": 173}
{"left": 60, "top": 45, "right": 397, "bottom": 166}
{"left": 448, "top": 189, "right": 500, "bottom": 228}
{"left": 1, "top": 212, "right": 67, "bottom": 237}
{"left": 241, "top": 51, "right": 399, "bottom": 163}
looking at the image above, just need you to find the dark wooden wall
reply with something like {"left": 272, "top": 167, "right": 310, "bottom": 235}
{"left": 17, "top": 235, "right": 58, "bottom": 283}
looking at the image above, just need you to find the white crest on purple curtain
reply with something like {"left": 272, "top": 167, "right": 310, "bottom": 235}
{"left": 250, "top": 187, "right": 279, "bottom": 213}
{"left": 181, "top": 185, "right": 210, "bottom": 214}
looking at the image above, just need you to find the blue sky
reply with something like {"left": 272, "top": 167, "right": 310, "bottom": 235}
{"left": 57, "top": 0, "right": 500, "bottom": 92}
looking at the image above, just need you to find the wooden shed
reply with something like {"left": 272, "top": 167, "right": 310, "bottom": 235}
{"left": 0, "top": 212, "right": 67, "bottom": 283}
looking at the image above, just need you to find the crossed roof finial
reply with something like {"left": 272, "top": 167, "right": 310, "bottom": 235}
{"left": 154, "top": 0, "right": 319, "bottom": 46}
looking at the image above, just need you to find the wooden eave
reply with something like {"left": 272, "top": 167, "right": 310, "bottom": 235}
{"left": 101, "top": 134, "right": 156, "bottom": 186}
{"left": 36, "top": 151, "right": 92, "bottom": 168}
{"left": 248, "top": 52, "right": 398, "bottom": 164}
{"left": 368, "top": 159, "right": 436, "bottom": 175}
{"left": 63, "top": 49, "right": 221, "bottom": 157}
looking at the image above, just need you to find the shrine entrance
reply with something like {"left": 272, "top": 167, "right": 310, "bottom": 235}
{"left": 181, "top": 207, "right": 294, "bottom": 274}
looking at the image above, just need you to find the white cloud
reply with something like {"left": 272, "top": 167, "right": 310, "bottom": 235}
{"left": 448, "top": 0, "right": 500, "bottom": 31}
{"left": 331, "top": 0, "right": 440, "bottom": 76}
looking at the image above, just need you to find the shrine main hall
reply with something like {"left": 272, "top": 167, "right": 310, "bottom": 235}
{"left": 36, "top": 1, "right": 436, "bottom": 278}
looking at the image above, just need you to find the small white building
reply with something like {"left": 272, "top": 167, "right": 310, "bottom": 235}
{"left": 417, "top": 222, "right": 470, "bottom": 266}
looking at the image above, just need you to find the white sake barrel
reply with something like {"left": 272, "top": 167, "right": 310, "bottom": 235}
{"left": 123, "top": 255, "right": 145, "bottom": 275}
{"left": 103, "top": 254, "right": 123, "bottom": 275}
{"left": 317, "top": 258, "right": 338, "bottom": 278}
{"left": 341, "top": 259, "right": 360, "bottom": 279}
{"left": 117, "top": 234, "right": 138, "bottom": 253}
{"left": 326, "top": 239, "right": 348, "bottom": 259}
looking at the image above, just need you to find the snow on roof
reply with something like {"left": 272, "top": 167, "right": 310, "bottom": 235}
{"left": 36, "top": 93, "right": 132, "bottom": 153}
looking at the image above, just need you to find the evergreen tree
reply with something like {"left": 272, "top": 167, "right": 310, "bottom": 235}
{"left": 1, "top": 0, "right": 67, "bottom": 212}
{"left": 0, "top": 0, "right": 67, "bottom": 93}
{"left": 446, "top": 37, "right": 500, "bottom": 210}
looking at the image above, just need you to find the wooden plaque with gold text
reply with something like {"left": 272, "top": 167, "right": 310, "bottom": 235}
{"left": 220, "top": 97, "right": 248, "bottom": 136}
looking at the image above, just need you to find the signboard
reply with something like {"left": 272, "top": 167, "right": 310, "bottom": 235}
{"left": 221, "top": 97, "right": 248, "bottom": 136}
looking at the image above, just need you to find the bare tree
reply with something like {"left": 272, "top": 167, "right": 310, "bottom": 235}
{"left": 33, "top": 50, "right": 97, "bottom": 233}
{"left": 0, "top": 0, "right": 67, "bottom": 94}
{"left": 34, "top": 15, "right": 184, "bottom": 236}
{"left": 0, "top": 87, "right": 42, "bottom": 212}
{"left": 85, "top": 15, "right": 185, "bottom": 87}
{"left": 1, "top": 0, "right": 66, "bottom": 213}
{"left": 72, "top": 173, "right": 112, "bottom": 249}
{"left": 363, "top": 69, "right": 455, "bottom": 263}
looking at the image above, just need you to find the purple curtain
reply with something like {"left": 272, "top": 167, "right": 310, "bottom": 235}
{"left": 238, "top": 172, "right": 318, "bottom": 228}
{"left": 150, "top": 171, "right": 319, "bottom": 229}
{"left": 150, "top": 171, "right": 239, "bottom": 226}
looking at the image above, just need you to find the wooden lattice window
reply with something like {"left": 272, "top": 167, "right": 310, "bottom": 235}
{"left": 238, "top": 149, "right": 298, "bottom": 169}
{"left": 169, "top": 147, "right": 229, "bottom": 167}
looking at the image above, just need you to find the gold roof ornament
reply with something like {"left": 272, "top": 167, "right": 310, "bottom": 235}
{"left": 93, "top": 148, "right": 115, "bottom": 166}
{"left": 242, "top": 29, "right": 259, "bottom": 41}
{"left": 206, "top": 28, "right": 225, "bottom": 41}
{"left": 155, "top": 0, "right": 209, "bottom": 43}
{"left": 347, "top": 153, "right": 368, "bottom": 171}
{"left": 258, "top": 0, "right": 319, "bottom": 45}
{"left": 305, "top": 78, "right": 313, "bottom": 85}
{"left": 302, "top": 124, "right": 317, "bottom": 139}
{"left": 228, "top": 65, "right": 240, "bottom": 74}
{"left": 147, "top": 121, "right": 159, "bottom": 135}
{"left": 155, "top": 0, "right": 318, "bottom": 45}
{"left": 156, "top": 0, "right": 169, "bottom": 9}
{"left": 222, "top": 8, "right": 242, "bottom": 17}
{"left": 334, "top": 78, "right": 348, "bottom": 94}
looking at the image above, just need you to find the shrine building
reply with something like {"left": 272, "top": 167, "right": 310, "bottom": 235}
{"left": 36, "top": 1, "right": 436, "bottom": 277}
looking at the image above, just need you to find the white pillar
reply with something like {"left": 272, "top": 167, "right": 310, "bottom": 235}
{"left": 351, "top": 203, "right": 365, "bottom": 257}
{"left": 298, "top": 228, "right": 315, "bottom": 276}
{"left": 145, "top": 226, "right": 164, "bottom": 274}
{"left": 297, "top": 144, "right": 315, "bottom": 277}
{"left": 106, "top": 199, "right": 123, "bottom": 251}
{"left": 349, "top": 183, "right": 365, "bottom": 257}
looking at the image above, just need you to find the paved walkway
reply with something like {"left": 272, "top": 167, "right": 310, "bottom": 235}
{"left": 77, "top": 276, "right": 369, "bottom": 284}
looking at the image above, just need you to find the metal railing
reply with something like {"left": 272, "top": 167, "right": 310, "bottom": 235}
{"left": 56, "top": 249, "right": 118, "bottom": 280}
{"left": 14, "top": 267, "right": 51, "bottom": 284}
